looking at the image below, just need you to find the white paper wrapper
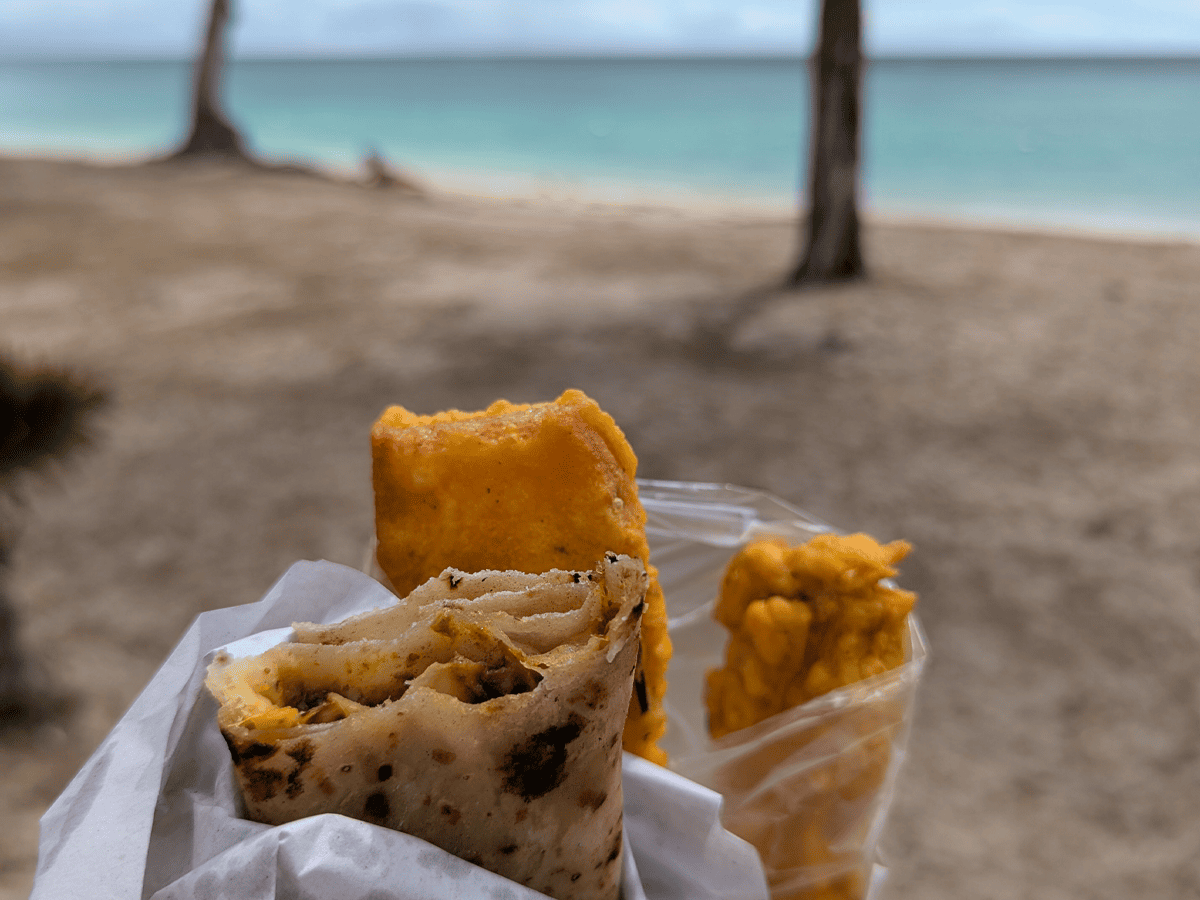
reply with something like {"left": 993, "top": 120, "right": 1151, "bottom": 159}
{"left": 30, "top": 558, "right": 768, "bottom": 900}
{"left": 32, "top": 479, "right": 923, "bottom": 900}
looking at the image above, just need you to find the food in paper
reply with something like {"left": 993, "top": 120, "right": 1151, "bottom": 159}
{"left": 704, "top": 533, "right": 917, "bottom": 900}
{"left": 206, "top": 554, "right": 646, "bottom": 900}
{"left": 371, "top": 388, "right": 671, "bottom": 764}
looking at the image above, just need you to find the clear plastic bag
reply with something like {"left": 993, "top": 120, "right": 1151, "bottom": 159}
{"left": 640, "top": 480, "right": 928, "bottom": 900}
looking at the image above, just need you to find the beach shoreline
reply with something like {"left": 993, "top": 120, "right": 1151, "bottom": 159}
{"left": 5, "top": 147, "right": 1200, "bottom": 245}
{"left": 3, "top": 155, "right": 1199, "bottom": 900}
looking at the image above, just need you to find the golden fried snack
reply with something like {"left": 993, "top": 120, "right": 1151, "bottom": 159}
{"left": 705, "top": 533, "right": 917, "bottom": 900}
{"left": 706, "top": 533, "right": 914, "bottom": 738}
{"left": 372, "top": 388, "right": 671, "bottom": 764}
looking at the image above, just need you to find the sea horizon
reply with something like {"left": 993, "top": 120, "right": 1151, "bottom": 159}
{"left": 3, "top": 55, "right": 1198, "bottom": 240}
{"left": 5, "top": 49, "right": 1200, "bottom": 60}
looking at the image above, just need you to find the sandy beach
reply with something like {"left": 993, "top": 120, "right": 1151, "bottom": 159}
{"left": 2, "top": 155, "right": 1198, "bottom": 899}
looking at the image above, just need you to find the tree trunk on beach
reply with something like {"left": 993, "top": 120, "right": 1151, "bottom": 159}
{"left": 170, "top": 0, "right": 250, "bottom": 161}
{"left": 789, "top": 0, "right": 865, "bottom": 285}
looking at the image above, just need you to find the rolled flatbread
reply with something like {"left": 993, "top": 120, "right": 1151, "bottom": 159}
{"left": 206, "top": 554, "right": 646, "bottom": 900}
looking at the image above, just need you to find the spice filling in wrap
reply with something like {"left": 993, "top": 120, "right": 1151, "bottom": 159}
{"left": 206, "top": 554, "right": 647, "bottom": 900}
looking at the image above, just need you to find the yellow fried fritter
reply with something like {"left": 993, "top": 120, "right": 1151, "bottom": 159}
{"left": 705, "top": 532, "right": 917, "bottom": 900}
{"left": 372, "top": 389, "right": 671, "bottom": 764}
{"left": 707, "top": 533, "right": 914, "bottom": 738}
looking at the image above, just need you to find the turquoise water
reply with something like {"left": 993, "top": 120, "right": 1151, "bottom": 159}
{"left": 869, "top": 58, "right": 1200, "bottom": 233}
{"left": 2, "top": 57, "right": 1198, "bottom": 233}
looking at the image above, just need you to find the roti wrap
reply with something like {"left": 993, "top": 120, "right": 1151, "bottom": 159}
{"left": 206, "top": 554, "right": 647, "bottom": 900}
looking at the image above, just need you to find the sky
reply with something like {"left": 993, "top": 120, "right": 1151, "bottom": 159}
{"left": 1, "top": 0, "right": 1199, "bottom": 59}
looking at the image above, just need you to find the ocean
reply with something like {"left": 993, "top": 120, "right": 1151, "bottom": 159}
{"left": 2, "top": 56, "right": 1198, "bottom": 235}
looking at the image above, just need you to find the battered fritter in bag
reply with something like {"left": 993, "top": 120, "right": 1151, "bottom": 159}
{"left": 698, "top": 534, "right": 919, "bottom": 900}
{"left": 206, "top": 554, "right": 646, "bottom": 900}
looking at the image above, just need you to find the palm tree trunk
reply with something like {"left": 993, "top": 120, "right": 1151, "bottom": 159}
{"left": 171, "top": 0, "right": 249, "bottom": 160}
{"left": 789, "top": 0, "right": 865, "bottom": 285}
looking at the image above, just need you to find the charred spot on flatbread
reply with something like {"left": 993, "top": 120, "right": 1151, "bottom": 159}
{"left": 285, "top": 740, "right": 314, "bottom": 766}
{"left": 241, "top": 767, "right": 284, "bottom": 804}
{"left": 285, "top": 768, "right": 304, "bottom": 798}
{"left": 223, "top": 736, "right": 277, "bottom": 765}
{"left": 364, "top": 791, "right": 390, "bottom": 820}
{"left": 607, "top": 838, "right": 621, "bottom": 864}
{"left": 578, "top": 789, "right": 607, "bottom": 811}
{"left": 498, "top": 713, "right": 585, "bottom": 800}
{"left": 567, "top": 681, "right": 607, "bottom": 710}
{"left": 594, "top": 832, "right": 623, "bottom": 870}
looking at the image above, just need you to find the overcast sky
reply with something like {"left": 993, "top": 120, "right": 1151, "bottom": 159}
{"left": 2, "top": 0, "right": 1199, "bottom": 59}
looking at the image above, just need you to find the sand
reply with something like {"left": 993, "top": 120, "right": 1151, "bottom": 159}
{"left": 1, "top": 155, "right": 1198, "bottom": 899}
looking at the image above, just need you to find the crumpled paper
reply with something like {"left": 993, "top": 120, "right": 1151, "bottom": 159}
{"left": 31, "top": 558, "right": 769, "bottom": 900}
